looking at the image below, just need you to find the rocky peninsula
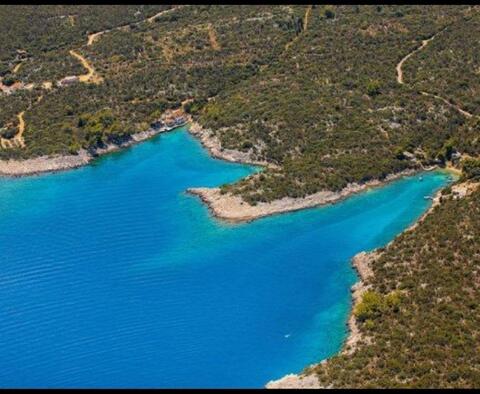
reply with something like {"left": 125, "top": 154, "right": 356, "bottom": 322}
{"left": 188, "top": 169, "right": 417, "bottom": 223}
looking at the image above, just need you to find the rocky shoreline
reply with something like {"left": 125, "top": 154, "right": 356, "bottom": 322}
{"left": 265, "top": 372, "right": 324, "bottom": 389}
{"left": 0, "top": 125, "right": 174, "bottom": 177}
{"left": 266, "top": 250, "right": 378, "bottom": 389}
{"left": 0, "top": 120, "right": 267, "bottom": 178}
{"left": 188, "top": 121, "right": 276, "bottom": 168}
{"left": 188, "top": 168, "right": 417, "bottom": 223}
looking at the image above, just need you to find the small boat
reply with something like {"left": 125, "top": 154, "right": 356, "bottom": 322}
{"left": 424, "top": 195, "right": 433, "bottom": 200}
{"left": 419, "top": 176, "right": 423, "bottom": 181}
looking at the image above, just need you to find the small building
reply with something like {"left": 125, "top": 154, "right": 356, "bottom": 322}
{"left": 161, "top": 108, "right": 188, "bottom": 129}
{"left": 174, "top": 116, "right": 186, "bottom": 125}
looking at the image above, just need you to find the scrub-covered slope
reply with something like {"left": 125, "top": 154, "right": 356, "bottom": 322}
{"left": 311, "top": 179, "right": 480, "bottom": 388}
{"left": 0, "top": 5, "right": 296, "bottom": 159}
{"left": 200, "top": 5, "right": 480, "bottom": 203}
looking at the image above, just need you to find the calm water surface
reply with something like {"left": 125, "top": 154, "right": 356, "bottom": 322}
{"left": 0, "top": 128, "right": 451, "bottom": 388}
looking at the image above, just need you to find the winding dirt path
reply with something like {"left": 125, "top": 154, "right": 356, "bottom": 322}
{"left": 396, "top": 35, "right": 436, "bottom": 85}
{"left": 147, "top": 7, "right": 183, "bottom": 23}
{"left": 13, "top": 111, "right": 26, "bottom": 148}
{"left": 1, "top": 111, "right": 26, "bottom": 150}
{"left": 303, "top": 5, "right": 312, "bottom": 32}
{"left": 87, "top": 31, "right": 106, "bottom": 46}
{"left": 419, "top": 91, "right": 473, "bottom": 118}
{"left": 396, "top": 27, "right": 474, "bottom": 118}
{"left": 69, "top": 50, "right": 103, "bottom": 84}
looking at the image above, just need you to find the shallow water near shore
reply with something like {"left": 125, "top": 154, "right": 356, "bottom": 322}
{"left": 0, "top": 128, "right": 451, "bottom": 388}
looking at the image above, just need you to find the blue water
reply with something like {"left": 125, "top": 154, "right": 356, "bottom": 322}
{"left": 0, "top": 128, "right": 450, "bottom": 388}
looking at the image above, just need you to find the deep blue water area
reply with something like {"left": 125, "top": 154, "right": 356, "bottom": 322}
{"left": 0, "top": 128, "right": 451, "bottom": 388}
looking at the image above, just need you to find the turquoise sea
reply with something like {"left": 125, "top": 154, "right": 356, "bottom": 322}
{"left": 0, "top": 128, "right": 451, "bottom": 388}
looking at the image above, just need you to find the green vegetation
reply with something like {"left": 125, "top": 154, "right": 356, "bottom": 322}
{"left": 0, "top": 5, "right": 297, "bottom": 159}
{"left": 462, "top": 158, "right": 480, "bottom": 180}
{"left": 198, "top": 5, "right": 477, "bottom": 203}
{"left": 354, "top": 290, "right": 402, "bottom": 322}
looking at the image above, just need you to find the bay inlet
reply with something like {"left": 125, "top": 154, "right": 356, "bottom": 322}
{"left": 0, "top": 128, "right": 451, "bottom": 388}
